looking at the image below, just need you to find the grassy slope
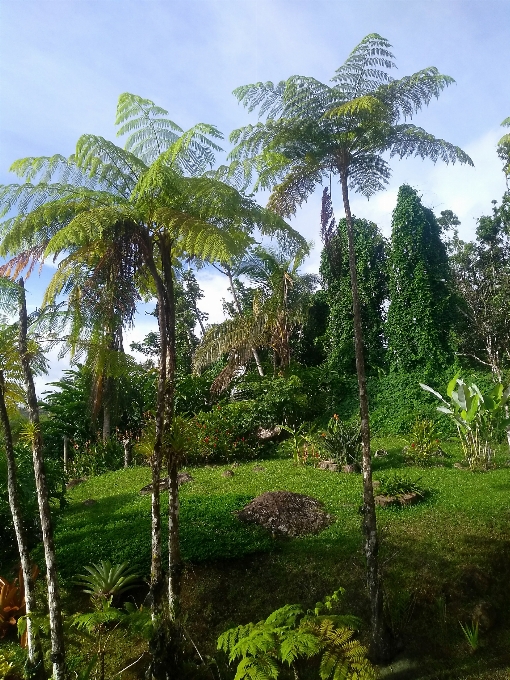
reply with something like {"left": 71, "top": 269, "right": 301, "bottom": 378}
{"left": 6, "top": 438, "right": 510, "bottom": 678}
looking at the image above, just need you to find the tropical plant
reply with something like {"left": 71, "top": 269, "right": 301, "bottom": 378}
{"left": 194, "top": 245, "right": 316, "bottom": 393}
{"left": 321, "top": 414, "right": 362, "bottom": 468}
{"left": 228, "top": 33, "right": 472, "bottom": 661}
{"left": 0, "top": 93, "right": 295, "bottom": 646}
{"left": 497, "top": 116, "right": 510, "bottom": 182}
{"left": 459, "top": 620, "right": 480, "bottom": 653}
{"left": 386, "top": 185, "right": 456, "bottom": 373}
{"left": 377, "top": 474, "right": 426, "bottom": 499}
{"left": 279, "top": 422, "right": 320, "bottom": 466}
{"left": 403, "top": 419, "right": 447, "bottom": 464}
{"left": 421, "top": 377, "right": 510, "bottom": 470}
{"left": 217, "top": 589, "right": 375, "bottom": 680}
{"left": 74, "top": 561, "right": 140, "bottom": 605}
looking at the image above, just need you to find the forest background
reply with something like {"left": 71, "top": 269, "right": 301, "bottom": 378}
{"left": 1, "top": 0, "right": 509, "bottom": 394}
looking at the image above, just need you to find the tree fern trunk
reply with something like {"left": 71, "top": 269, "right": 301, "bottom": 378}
{"left": 0, "top": 371, "right": 45, "bottom": 679}
{"left": 338, "top": 173, "right": 392, "bottom": 663}
{"left": 18, "top": 279, "right": 66, "bottom": 680}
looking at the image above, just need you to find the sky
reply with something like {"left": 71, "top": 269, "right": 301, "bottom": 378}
{"left": 0, "top": 0, "right": 509, "bottom": 393}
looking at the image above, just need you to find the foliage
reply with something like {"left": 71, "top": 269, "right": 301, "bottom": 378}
{"left": 402, "top": 419, "right": 448, "bottom": 464}
{"left": 0, "top": 651, "right": 15, "bottom": 678}
{"left": 74, "top": 561, "right": 140, "bottom": 604}
{"left": 450, "top": 192, "right": 510, "bottom": 381}
{"left": 497, "top": 116, "right": 510, "bottom": 181}
{"left": 182, "top": 402, "right": 263, "bottom": 465}
{"left": 376, "top": 473, "right": 426, "bottom": 499}
{"left": 279, "top": 423, "right": 321, "bottom": 466}
{"left": 421, "top": 377, "right": 510, "bottom": 470}
{"left": 0, "top": 565, "right": 38, "bottom": 645}
{"left": 217, "top": 589, "right": 374, "bottom": 680}
{"left": 386, "top": 185, "right": 456, "bottom": 373}
{"left": 459, "top": 620, "right": 480, "bottom": 653}
{"left": 320, "top": 213, "right": 388, "bottom": 374}
{"left": 320, "top": 415, "right": 361, "bottom": 468}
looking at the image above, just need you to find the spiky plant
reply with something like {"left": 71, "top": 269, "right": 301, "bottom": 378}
{"left": 74, "top": 561, "right": 140, "bottom": 604}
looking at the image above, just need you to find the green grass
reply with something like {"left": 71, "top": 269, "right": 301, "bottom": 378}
{"left": 10, "top": 438, "right": 510, "bottom": 678}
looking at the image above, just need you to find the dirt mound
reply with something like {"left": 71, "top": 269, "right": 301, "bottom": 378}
{"left": 236, "top": 491, "right": 333, "bottom": 537}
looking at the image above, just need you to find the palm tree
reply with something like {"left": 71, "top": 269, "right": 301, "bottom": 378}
{"left": 194, "top": 245, "right": 316, "bottom": 391}
{"left": 228, "top": 34, "right": 473, "bottom": 661}
{"left": 0, "top": 278, "right": 46, "bottom": 680}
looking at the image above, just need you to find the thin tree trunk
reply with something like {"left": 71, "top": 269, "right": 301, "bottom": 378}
{"left": 0, "top": 371, "right": 45, "bottom": 679}
{"left": 227, "top": 267, "right": 264, "bottom": 376}
{"left": 339, "top": 173, "right": 392, "bottom": 662}
{"left": 63, "top": 436, "right": 69, "bottom": 475}
{"left": 18, "top": 279, "right": 66, "bottom": 680}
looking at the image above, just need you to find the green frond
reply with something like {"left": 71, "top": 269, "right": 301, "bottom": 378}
{"left": 193, "top": 314, "right": 264, "bottom": 373}
{"left": 234, "top": 656, "right": 279, "bottom": 680}
{"left": 386, "top": 124, "right": 474, "bottom": 166}
{"left": 75, "top": 134, "right": 146, "bottom": 196}
{"left": 159, "top": 123, "right": 224, "bottom": 176}
{"left": 331, "top": 33, "right": 396, "bottom": 97}
{"left": 377, "top": 68, "right": 455, "bottom": 122}
{"left": 116, "top": 92, "right": 184, "bottom": 163}
{"left": 218, "top": 623, "right": 255, "bottom": 658}
{"left": 9, "top": 154, "right": 89, "bottom": 185}
{"left": 265, "top": 604, "right": 304, "bottom": 629}
{"left": 267, "top": 159, "right": 326, "bottom": 217}
{"left": 232, "top": 625, "right": 277, "bottom": 661}
{"left": 280, "top": 629, "right": 320, "bottom": 665}
{"left": 325, "top": 95, "right": 389, "bottom": 123}
{"left": 233, "top": 80, "right": 287, "bottom": 118}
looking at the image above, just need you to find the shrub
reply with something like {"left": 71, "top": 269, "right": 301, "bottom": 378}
{"left": 377, "top": 473, "right": 427, "bottom": 499}
{"left": 182, "top": 402, "right": 264, "bottom": 465}
{"left": 403, "top": 419, "right": 449, "bottom": 464}
{"left": 320, "top": 415, "right": 362, "bottom": 467}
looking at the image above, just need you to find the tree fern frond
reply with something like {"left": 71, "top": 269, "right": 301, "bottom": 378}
{"left": 267, "top": 159, "right": 326, "bottom": 217}
{"left": 116, "top": 92, "right": 183, "bottom": 163}
{"left": 234, "top": 655, "right": 279, "bottom": 680}
{"left": 280, "top": 629, "right": 320, "bottom": 665}
{"left": 386, "top": 124, "right": 474, "bottom": 166}
{"left": 9, "top": 154, "right": 91, "bottom": 186}
{"left": 75, "top": 134, "right": 146, "bottom": 196}
{"left": 331, "top": 33, "right": 396, "bottom": 98}
{"left": 160, "top": 123, "right": 224, "bottom": 176}
{"left": 233, "top": 81, "right": 287, "bottom": 118}
{"left": 377, "top": 68, "right": 455, "bottom": 122}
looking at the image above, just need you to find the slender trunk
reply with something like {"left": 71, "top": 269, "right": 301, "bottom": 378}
{"left": 123, "top": 438, "right": 132, "bottom": 467}
{"left": 227, "top": 267, "right": 264, "bottom": 376}
{"left": 160, "top": 242, "right": 183, "bottom": 618}
{"left": 102, "top": 376, "right": 113, "bottom": 442}
{"left": 338, "top": 172, "right": 392, "bottom": 662}
{"left": 0, "top": 371, "right": 45, "bottom": 679}
{"left": 18, "top": 279, "right": 66, "bottom": 679}
{"left": 63, "top": 436, "right": 69, "bottom": 475}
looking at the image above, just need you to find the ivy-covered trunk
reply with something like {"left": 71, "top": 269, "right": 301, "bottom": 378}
{"left": 18, "top": 279, "right": 66, "bottom": 680}
{"left": 0, "top": 370, "right": 45, "bottom": 679}
{"left": 338, "top": 171, "right": 392, "bottom": 663}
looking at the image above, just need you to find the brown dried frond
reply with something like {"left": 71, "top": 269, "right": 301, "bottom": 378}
{"left": 0, "top": 246, "right": 46, "bottom": 280}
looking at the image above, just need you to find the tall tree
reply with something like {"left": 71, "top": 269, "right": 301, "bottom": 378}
{"left": 386, "top": 185, "right": 455, "bottom": 374}
{"left": 227, "top": 34, "right": 473, "bottom": 661}
{"left": 0, "top": 279, "right": 46, "bottom": 679}
{"left": 320, "top": 195, "right": 387, "bottom": 374}
{"left": 0, "top": 93, "right": 296, "bottom": 675}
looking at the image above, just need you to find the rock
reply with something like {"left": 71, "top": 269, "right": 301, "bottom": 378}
{"left": 253, "top": 465, "right": 266, "bottom": 472}
{"left": 236, "top": 491, "right": 334, "bottom": 537}
{"left": 255, "top": 426, "right": 281, "bottom": 441}
{"left": 375, "top": 495, "right": 397, "bottom": 508}
{"left": 139, "top": 473, "right": 194, "bottom": 495}
{"left": 399, "top": 492, "right": 421, "bottom": 506}
{"left": 82, "top": 499, "right": 97, "bottom": 507}
{"left": 222, "top": 469, "right": 235, "bottom": 478}
{"left": 372, "top": 480, "right": 381, "bottom": 490}
{"left": 318, "top": 460, "right": 339, "bottom": 472}
{"left": 454, "top": 462, "right": 467, "bottom": 470}
{"left": 342, "top": 464, "right": 358, "bottom": 474}
{"left": 231, "top": 462, "right": 240, "bottom": 468}
{"left": 66, "top": 478, "right": 86, "bottom": 489}
{"left": 472, "top": 601, "right": 496, "bottom": 631}
{"left": 374, "top": 449, "right": 388, "bottom": 457}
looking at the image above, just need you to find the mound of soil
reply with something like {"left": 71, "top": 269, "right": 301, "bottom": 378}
{"left": 236, "top": 491, "right": 333, "bottom": 537}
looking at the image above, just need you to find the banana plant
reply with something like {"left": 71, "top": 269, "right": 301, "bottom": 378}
{"left": 420, "top": 376, "right": 510, "bottom": 470}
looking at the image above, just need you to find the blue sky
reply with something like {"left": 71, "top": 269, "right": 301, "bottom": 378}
{"left": 1, "top": 0, "right": 509, "bottom": 391}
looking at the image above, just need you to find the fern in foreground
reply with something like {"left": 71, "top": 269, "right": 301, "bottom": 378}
{"left": 217, "top": 590, "right": 375, "bottom": 679}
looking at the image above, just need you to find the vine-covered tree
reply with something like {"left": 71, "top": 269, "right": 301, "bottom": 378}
{"left": 320, "top": 197, "right": 387, "bottom": 375}
{"left": 386, "top": 185, "right": 455, "bottom": 374}
{"left": 227, "top": 33, "right": 472, "bottom": 661}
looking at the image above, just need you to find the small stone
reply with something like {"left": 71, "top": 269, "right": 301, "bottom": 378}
{"left": 231, "top": 462, "right": 240, "bottom": 468}
{"left": 399, "top": 492, "right": 420, "bottom": 506}
{"left": 374, "top": 449, "right": 388, "bottom": 457}
{"left": 178, "top": 472, "right": 194, "bottom": 485}
{"left": 253, "top": 465, "right": 266, "bottom": 472}
{"left": 373, "top": 480, "right": 381, "bottom": 489}
{"left": 66, "top": 478, "right": 85, "bottom": 489}
{"left": 82, "top": 499, "right": 97, "bottom": 507}
{"left": 222, "top": 469, "right": 235, "bottom": 478}
{"left": 342, "top": 464, "right": 357, "bottom": 474}
{"left": 374, "top": 495, "right": 397, "bottom": 508}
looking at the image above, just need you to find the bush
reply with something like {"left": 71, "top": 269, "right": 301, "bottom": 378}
{"left": 377, "top": 473, "right": 427, "bottom": 499}
{"left": 320, "top": 415, "right": 362, "bottom": 467}
{"left": 182, "top": 402, "right": 264, "bottom": 465}
{"left": 403, "top": 419, "right": 450, "bottom": 465}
